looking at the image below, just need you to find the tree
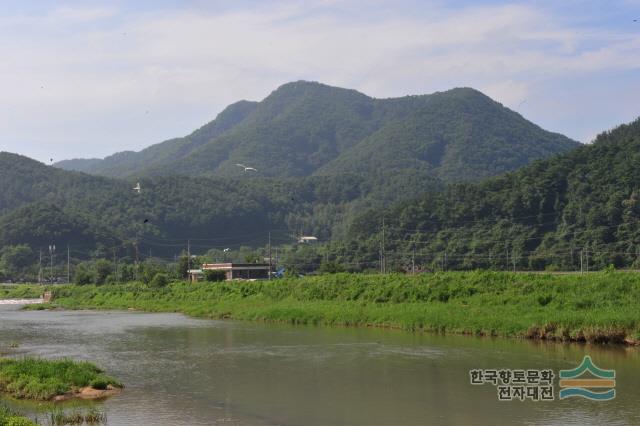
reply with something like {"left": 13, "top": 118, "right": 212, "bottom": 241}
{"left": 150, "top": 273, "right": 170, "bottom": 287}
{"left": 74, "top": 262, "right": 94, "bottom": 285}
{"left": 94, "top": 259, "right": 113, "bottom": 285}
{"left": 0, "top": 245, "right": 33, "bottom": 280}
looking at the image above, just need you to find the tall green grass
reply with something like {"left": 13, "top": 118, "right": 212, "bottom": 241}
{"left": 47, "top": 271, "right": 640, "bottom": 344}
{"left": 0, "top": 358, "right": 121, "bottom": 401}
{"left": 0, "top": 405, "right": 35, "bottom": 426}
{"left": 0, "top": 285, "right": 42, "bottom": 300}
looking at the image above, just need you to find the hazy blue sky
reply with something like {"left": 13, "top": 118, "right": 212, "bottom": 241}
{"left": 1, "top": 0, "right": 639, "bottom": 162}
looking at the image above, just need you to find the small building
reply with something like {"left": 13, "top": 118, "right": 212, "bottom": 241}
{"left": 298, "top": 236, "right": 318, "bottom": 244}
{"left": 187, "top": 269, "right": 204, "bottom": 282}
{"left": 197, "top": 263, "right": 271, "bottom": 281}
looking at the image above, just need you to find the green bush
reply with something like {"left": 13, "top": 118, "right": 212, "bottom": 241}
{"left": 0, "top": 406, "right": 35, "bottom": 426}
{"left": 73, "top": 263, "right": 94, "bottom": 285}
{"left": 150, "top": 273, "right": 169, "bottom": 288}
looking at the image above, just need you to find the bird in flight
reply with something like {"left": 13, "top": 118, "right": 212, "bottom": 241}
{"left": 235, "top": 163, "right": 258, "bottom": 172}
{"left": 223, "top": 248, "right": 230, "bottom": 252}
{"left": 133, "top": 182, "right": 141, "bottom": 193}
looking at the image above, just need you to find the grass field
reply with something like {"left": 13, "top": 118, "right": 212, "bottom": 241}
{"left": 41, "top": 271, "right": 640, "bottom": 344}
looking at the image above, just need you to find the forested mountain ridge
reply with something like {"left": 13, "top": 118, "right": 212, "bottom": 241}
{"left": 2, "top": 115, "right": 638, "bottom": 277}
{"left": 338, "top": 118, "right": 640, "bottom": 272}
{"left": 0, "top": 152, "right": 375, "bottom": 256}
{"left": 54, "top": 100, "right": 258, "bottom": 177}
{"left": 318, "top": 88, "right": 577, "bottom": 182}
{"left": 55, "top": 81, "right": 579, "bottom": 181}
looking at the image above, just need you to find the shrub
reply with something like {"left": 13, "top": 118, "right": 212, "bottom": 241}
{"left": 73, "top": 263, "right": 94, "bottom": 285}
{"left": 150, "top": 273, "right": 169, "bottom": 288}
{"left": 0, "top": 406, "right": 35, "bottom": 426}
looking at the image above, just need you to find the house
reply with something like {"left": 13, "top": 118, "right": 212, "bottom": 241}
{"left": 298, "top": 236, "right": 318, "bottom": 244}
{"left": 189, "top": 263, "right": 271, "bottom": 282}
{"left": 187, "top": 269, "right": 204, "bottom": 282}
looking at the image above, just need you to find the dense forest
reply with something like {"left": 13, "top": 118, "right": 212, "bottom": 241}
{"left": 335, "top": 118, "right": 640, "bottom": 272}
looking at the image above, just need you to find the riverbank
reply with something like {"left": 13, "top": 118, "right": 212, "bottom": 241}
{"left": 42, "top": 271, "right": 640, "bottom": 345}
{"left": 0, "top": 285, "right": 42, "bottom": 300}
{"left": 0, "top": 358, "right": 122, "bottom": 401}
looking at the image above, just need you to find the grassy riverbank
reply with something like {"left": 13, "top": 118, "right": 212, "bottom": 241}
{"left": 45, "top": 271, "right": 640, "bottom": 344}
{"left": 0, "top": 358, "right": 121, "bottom": 401}
{"left": 0, "top": 285, "right": 42, "bottom": 300}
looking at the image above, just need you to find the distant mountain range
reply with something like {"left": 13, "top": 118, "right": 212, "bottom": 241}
{"left": 55, "top": 81, "right": 579, "bottom": 184}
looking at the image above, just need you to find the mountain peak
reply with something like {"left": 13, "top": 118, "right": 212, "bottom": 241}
{"left": 53, "top": 81, "right": 578, "bottom": 180}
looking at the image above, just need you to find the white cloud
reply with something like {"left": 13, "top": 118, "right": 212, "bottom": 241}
{"left": 0, "top": 1, "right": 638, "bottom": 160}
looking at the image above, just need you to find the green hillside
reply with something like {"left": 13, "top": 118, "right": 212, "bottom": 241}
{"left": 319, "top": 88, "right": 577, "bottom": 182}
{"left": 0, "top": 153, "right": 374, "bottom": 259}
{"left": 55, "top": 81, "right": 578, "bottom": 182}
{"left": 55, "top": 100, "right": 258, "bottom": 177}
{"left": 1, "top": 81, "right": 587, "bottom": 278}
{"left": 338, "top": 118, "right": 640, "bottom": 272}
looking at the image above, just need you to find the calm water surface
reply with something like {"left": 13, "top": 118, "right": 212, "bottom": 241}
{"left": 0, "top": 305, "right": 638, "bottom": 426}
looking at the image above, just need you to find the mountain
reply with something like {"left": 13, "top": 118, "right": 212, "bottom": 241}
{"left": 2, "top": 81, "right": 583, "bottom": 273}
{"left": 55, "top": 81, "right": 579, "bottom": 182}
{"left": 55, "top": 100, "right": 258, "bottom": 177}
{"left": 0, "top": 152, "right": 373, "bottom": 256}
{"left": 338, "top": 117, "right": 640, "bottom": 272}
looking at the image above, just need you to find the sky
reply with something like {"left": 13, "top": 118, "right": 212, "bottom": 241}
{"left": 0, "top": 0, "right": 639, "bottom": 163}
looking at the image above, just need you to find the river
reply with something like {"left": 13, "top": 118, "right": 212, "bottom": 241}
{"left": 0, "top": 305, "right": 638, "bottom": 425}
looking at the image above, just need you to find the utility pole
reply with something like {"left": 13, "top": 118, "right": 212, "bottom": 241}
{"left": 48, "top": 244, "right": 56, "bottom": 283}
{"left": 585, "top": 245, "right": 589, "bottom": 273}
{"left": 113, "top": 248, "right": 118, "bottom": 283}
{"left": 268, "top": 231, "right": 272, "bottom": 281}
{"left": 134, "top": 240, "right": 139, "bottom": 281}
{"left": 67, "top": 245, "right": 70, "bottom": 284}
{"left": 187, "top": 239, "right": 191, "bottom": 273}
{"left": 381, "top": 218, "right": 386, "bottom": 274}
{"left": 38, "top": 249, "right": 42, "bottom": 285}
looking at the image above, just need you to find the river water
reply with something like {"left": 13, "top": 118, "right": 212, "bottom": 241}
{"left": 0, "top": 305, "right": 638, "bottom": 425}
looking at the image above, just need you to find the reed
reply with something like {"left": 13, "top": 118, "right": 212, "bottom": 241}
{"left": 45, "top": 271, "right": 640, "bottom": 344}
